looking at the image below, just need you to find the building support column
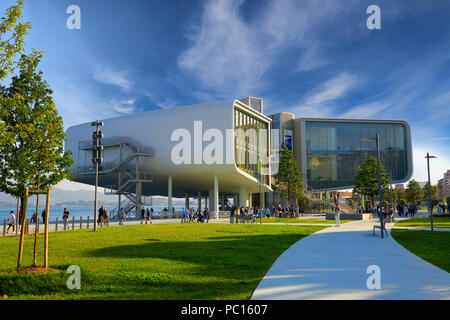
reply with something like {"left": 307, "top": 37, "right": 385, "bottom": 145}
{"left": 168, "top": 176, "right": 173, "bottom": 216}
{"left": 197, "top": 192, "right": 201, "bottom": 211}
{"left": 214, "top": 175, "right": 219, "bottom": 218}
{"left": 185, "top": 193, "right": 189, "bottom": 209}
{"left": 239, "top": 186, "right": 249, "bottom": 208}
{"left": 260, "top": 192, "right": 265, "bottom": 209}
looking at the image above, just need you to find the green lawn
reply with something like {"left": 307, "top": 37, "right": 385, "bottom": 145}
{"left": 391, "top": 229, "right": 450, "bottom": 273}
{"left": 261, "top": 218, "right": 355, "bottom": 224}
{"left": 0, "top": 223, "right": 325, "bottom": 300}
{"left": 394, "top": 216, "right": 450, "bottom": 229}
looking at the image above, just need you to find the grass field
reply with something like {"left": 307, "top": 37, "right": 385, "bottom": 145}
{"left": 394, "top": 216, "right": 450, "bottom": 229}
{"left": 0, "top": 223, "right": 326, "bottom": 300}
{"left": 391, "top": 229, "right": 450, "bottom": 273}
{"left": 260, "top": 218, "right": 354, "bottom": 224}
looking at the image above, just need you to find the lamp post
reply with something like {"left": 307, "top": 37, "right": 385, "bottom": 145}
{"left": 425, "top": 153, "right": 438, "bottom": 231}
{"left": 360, "top": 133, "right": 384, "bottom": 238}
{"left": 91, "top": 120, "right": 104, "bottom": 231}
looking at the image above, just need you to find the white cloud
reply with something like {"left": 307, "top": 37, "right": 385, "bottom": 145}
{"left": 112, "top": 98, "right": 136, "bottom": 114}
{"left": 177, "top": 0, "right": 350, "bottom": 98}
{"left": 341, "top": 102, "right": 391, "bottom": 119}
{"left": 289, "top": 72, "right": 358, "bottom": 117}
{"left": 92, "top": 66, "right": 133, "bottom": 90}
{"left": 305, "top": 73, "right": 357, "bottom": 106}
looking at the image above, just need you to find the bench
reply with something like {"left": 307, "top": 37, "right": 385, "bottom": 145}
{"left": 240, "top": 215, "right": 256, "bottom": 224}
{"left": 373, "top": 219, "right": 389, "bottom": 237}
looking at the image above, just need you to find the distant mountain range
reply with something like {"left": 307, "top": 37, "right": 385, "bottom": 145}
{"left": 0, "top": 188, "right": 183, "bottom": 207}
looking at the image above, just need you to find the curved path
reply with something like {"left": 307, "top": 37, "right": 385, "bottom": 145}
{"left": 251, "top": 219, "right": 450, "bottom": 300}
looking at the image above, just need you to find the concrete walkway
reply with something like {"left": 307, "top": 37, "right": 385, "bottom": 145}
{"left": 251, "top": 219, "right": 450, "bottom": 300}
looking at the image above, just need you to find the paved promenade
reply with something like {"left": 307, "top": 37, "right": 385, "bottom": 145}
{"left": 252, "top": 219, "right": 450, "bottom": 300}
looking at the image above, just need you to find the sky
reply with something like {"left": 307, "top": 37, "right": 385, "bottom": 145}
{"left": 1, "top": 0, "right": 449, "bottom": 191}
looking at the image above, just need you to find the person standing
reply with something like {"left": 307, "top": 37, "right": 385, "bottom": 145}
{"left": 7, "top": 211, "right": 15, "bottom": 233}
{"left": 103, "top": 207, "right": 109, "bottom": 226}
{"left": 41, "top": 209, "right": 47, "bottom": 225}
{"left": 98, "top": 206, "right": 104, "bottom": 226}
{"left": 204, "top": 207, "right": 209, "bottom": 223}
{"left": 140, "top": 207, "right": 146, "bottom": 224}
{"left": 118, "top": 208, "right": 125, "bottom": 226}
{"left": 334, "top": 205, "right": 341, "bottom": 227}
{"left": 146, "top": 208, "right": 152, "bottom": 224}
{"left": 62, "top": 208, "right": 70, "bottom": 230}
{"left": 18, "top": 209, "right": 22, "bottom": 232}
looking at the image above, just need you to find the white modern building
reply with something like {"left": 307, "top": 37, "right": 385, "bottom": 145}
{"left": 65, "top": 96, "right": 414, "bottom": 215}
{"left": 65, "top": 98, "right": 272, "bottom": 217}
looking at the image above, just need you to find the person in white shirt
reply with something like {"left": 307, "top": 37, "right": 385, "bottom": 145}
{"left": 7, "top": 211, "right": 15, "bottom": 233}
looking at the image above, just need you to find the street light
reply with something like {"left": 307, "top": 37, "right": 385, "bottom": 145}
{"left": 360, "top": 133, "right": 384, "bottom": 238}
{"left": 91, "top": 120, "right": 104, "bottom": 231}
{"left": 425, "top": 153, "right": 438, "bottom": 231}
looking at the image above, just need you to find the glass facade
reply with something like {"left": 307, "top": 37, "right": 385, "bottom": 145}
{"left": 234, "top": 107, "right": 269, "bottom": 185}
{"left": 305, "top": 121, "right": 409, "bottom": 190}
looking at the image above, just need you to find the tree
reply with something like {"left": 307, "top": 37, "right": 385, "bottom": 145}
{"left": 0, "top": 51, "right": 74, "bottom": 267}
{"left": 0, "top": 0, "right": 31, "bottom": 147}
{"left": 422, "top": 182, "right": 437, "bottom": 202}
{"left": 273, "top": 146, "right": 303, "bottom": 213}
{"left": 405, "top": 179, "right": 421, "bottom": 204}
{"left": 353, "top": 156, "right": 390, "bottom": 205}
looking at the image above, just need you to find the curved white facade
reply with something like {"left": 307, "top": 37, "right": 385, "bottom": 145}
{"left": 65, "top": 100, "right": 272, "bottom": 204}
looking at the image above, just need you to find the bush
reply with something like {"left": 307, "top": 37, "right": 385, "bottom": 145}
{"left": 399, "top": 199, "right": 407, "bottom": 206}
{"left": 347, "top": 199, "right": 355, "bottom": 207}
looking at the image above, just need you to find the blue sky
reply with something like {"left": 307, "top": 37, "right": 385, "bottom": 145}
{"left": 1, "top": 0, "right": 450, "bottom": 189}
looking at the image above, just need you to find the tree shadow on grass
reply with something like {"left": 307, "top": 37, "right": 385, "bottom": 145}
{"left": 84, "top": 233, "right": 311, "bottom": 299}
{"left": 86, "top": 233, "right": 306, "bottom": 280}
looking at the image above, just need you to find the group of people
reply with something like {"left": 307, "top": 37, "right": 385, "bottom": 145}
{"left": 437, "top": 203, "right": 448, "bottom": 214}
{"left": 181, "top": 207, "right": 210, "bottom": 223}
{"left": 232, "top": 205, "right": 298, "bottom": 219}
{"left": 97, "top": 206, "right": 109, "bottom": 226}
{"left": 139, "top": 207, "right": 153, "bottom": 224}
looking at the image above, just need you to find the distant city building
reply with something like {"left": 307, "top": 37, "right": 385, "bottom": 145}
{"left": 417, "top": 181, "right": 427, "bottom": 188}
{"left": 437, "top": 178, "right": 444, "bottom": 200}
{"left": 441, "top": 169, "right": 450, "bottom": 198}
{"left": 395, "top": 184, "right": 405, "bottom": 190}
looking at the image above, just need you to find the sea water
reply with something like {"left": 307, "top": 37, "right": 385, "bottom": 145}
{"left": 0, "top": 205, "right": 192, "bottom": 222}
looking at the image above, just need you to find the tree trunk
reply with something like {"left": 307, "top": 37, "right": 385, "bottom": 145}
{"left": 32, "top": 175, "right": 40, "bottom": 267}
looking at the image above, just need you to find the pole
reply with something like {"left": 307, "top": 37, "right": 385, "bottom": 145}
{"left": 427, "top": 153, "right": 434, "bottom": 231}
{"left": 16, "top": 197, "right": 20, "bottom": 236}
{"left": 376, "top": 134, "right": 384, "bottom": 238}
{"left": 44, "top": 188, "right": 50, "bottom": 269}
{"left": 94, "top": 152, "right": 99, "bottom": 231}
{"left": 17, "top": 188, "right": 29, "bottom": 270}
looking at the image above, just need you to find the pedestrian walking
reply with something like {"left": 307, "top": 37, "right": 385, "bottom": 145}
{"left": 334, "top": 205, "right": 340, "bottom": 227}
{"left": 62, "top": 208, "right": 70, "bottom": 230}
{"left": 103, "top": 207, "right": 109, "bottom": 225}
{"left": 140, "top": 207, "right": 146, "bottom": 224}
{"left": 41, "top": 209, "right": 47, "bottom": 224}
{"left": 7, "top": 211, "right": 15, "bottom": 233}
{"left": 98, "top": 206, "right": 104, "bottom": 226}
{"left": 146, "top": 208, "right": 152, "bottom": 224}
{"left": 118, "top": 208, "right": 125, "bottom": 226}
